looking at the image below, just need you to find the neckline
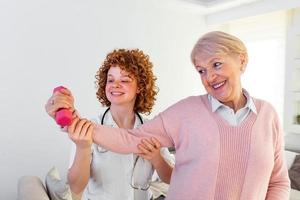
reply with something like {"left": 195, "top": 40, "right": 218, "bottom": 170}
{"left": 200, "top": 94, "right": 259, "bottom": 129}
{"left": 101, "top": 108, "right": 143, "bottom": 128}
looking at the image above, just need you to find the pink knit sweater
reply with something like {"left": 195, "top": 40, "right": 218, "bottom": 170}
{"left": 93, "top": 95, "right": 290, "bottom": 200}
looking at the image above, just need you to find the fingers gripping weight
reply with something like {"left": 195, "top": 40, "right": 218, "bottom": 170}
{"left": 53, "top": 86, "right": 72, "bottom": 126}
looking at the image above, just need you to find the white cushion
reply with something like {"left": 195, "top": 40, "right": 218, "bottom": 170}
{"left": 17, "top": 176, "right": 50, "bottom": 200}
{"left": 285, "top": 150, "right": 298, "bottom": 169}
{"left": 45, "top": 166, "right": 72, "bottom": 200}
{"left": 290, "top": 189, "right": 300, "bottom": 200}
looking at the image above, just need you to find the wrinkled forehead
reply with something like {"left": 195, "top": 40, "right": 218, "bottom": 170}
{"left": 191, "top": 40, "right": 230, "bottom": 63}
{"left": 193, "top": 52, "right": 226, "bottom": 67}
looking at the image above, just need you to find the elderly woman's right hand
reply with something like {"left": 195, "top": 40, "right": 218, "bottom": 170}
{"left": 45, "top": 87, "right": 75, "bottom": 119}
{"left": 68, "top": 117, "right": 94, "bottom": 149}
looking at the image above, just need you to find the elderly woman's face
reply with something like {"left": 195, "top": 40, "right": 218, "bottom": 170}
{"left": 194, "top": 53, "right": 245, "bottom": 104}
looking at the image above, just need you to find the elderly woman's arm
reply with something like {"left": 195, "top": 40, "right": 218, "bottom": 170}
{"left": 265, "top": 115, "right": 290, "bottom": 200}
{"left": 91, "top": 114, "right": 175, "bottom": 154}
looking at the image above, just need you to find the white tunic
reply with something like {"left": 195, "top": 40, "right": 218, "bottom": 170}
{"left": 69, "top": 110, "right": 173, "bottom": 200}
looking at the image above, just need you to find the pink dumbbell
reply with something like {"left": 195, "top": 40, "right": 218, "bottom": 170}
{"left": 53, "top": 86, "right": 72, "bottom": 126}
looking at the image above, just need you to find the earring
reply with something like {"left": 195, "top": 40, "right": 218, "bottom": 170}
{"left": 240, "top": 65, "right": 245, "bottom": 72}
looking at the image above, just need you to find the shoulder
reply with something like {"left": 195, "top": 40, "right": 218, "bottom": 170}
{"left": 90, "top": 108, "right": 110, "bottom": 124}
{"left": 90, "top": 115, "right": 101, "bottom": 124}
{"left": 166, "top": 95, "right": 205, "bottom": 111}
{"left": 252, "top": 97, "right": 280, "bottom": 130}
{"left": 252, "top": 97, "right": 277, "bottom": 115}
{"left": 141, "top": 116, "right": 149, "bottom": 122}
{"left": 177, "top": 95, "right": 204, "bottom": 105}
{"left": 158, "top": 95, "right": 207, "bottom": 121}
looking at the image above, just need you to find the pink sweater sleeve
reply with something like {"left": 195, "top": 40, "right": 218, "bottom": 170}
{"left": 266, "top": 112, "right": 290, "bottom": 200}
{"left": 92, "top": 114, "right": 174, "bottom": 154}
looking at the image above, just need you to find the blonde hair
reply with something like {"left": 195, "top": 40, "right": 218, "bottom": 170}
{"left": 95, "top": 49, "right": 158, "bottom": 115}
{"left": 191, "top": 31, "right": 248, "bottom": 67}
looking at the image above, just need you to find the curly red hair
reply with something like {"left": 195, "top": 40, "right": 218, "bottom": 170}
{"left": 95, "top": 49, "right": 158, "bottom": 115}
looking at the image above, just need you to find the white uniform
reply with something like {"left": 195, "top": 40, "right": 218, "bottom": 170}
{"left": 69, "top": 110, "right": 174, "bottom": 200}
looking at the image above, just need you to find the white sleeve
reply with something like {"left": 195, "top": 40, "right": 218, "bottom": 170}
{"left": 160, "top": 147, "right": 175, "bottom": 167}
{"left": 151, "top": 147, "right": 175, "bottom": 182}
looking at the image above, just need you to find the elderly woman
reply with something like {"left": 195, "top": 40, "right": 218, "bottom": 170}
{"left": 48, "top": 31, "right": 290, "bottom": 199}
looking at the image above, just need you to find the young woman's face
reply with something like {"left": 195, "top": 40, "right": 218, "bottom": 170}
{"left": 105, "top": 65, "right": 139, "bottom": 106}
{"left": 194, "top": 53, "right": 245, "bottom": 105}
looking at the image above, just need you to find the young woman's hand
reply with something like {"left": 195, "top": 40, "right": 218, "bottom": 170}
{"left": 137, "top": 137, "right": 163, "bottom": 165}
{"left": 68, "top": 117, "right": 94, "bottom": 149}
{"left": 45, "top": 87, "right": 75, "bottom": 119}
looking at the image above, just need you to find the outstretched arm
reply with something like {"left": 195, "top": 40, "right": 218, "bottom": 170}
{"left": 45, "top": 88, "right": 174, "bottom": 154}
{"left": 92, "top": 114, "right": 174, "bottom": 154}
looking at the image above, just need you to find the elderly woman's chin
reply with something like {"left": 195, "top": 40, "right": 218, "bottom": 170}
{"left": 210, "top": 87, "right": 228, "bottom": 100}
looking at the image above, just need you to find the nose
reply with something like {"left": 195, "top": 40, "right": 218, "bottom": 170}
{"left": 112, "top": 81, "right": 121, "bottom": 88}
{"left": 206, "top": 70, "right": 217, "bottom": 82}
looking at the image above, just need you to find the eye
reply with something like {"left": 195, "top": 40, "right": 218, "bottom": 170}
{"left": 107, "top": 79, "right": 114, "bottom": 83}
{"left": 121, "top": 78, "right": 132, "bottom": 83}
{"left": 198, "top": 69, "right": 206, "bottom": 75}
{"left": 213, "top": 62, "right": 222, "bottom": 69}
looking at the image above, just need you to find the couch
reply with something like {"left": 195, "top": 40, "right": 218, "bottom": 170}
{"left": 17, "top": 167, "right": 75, "bottom": 200}
{"left": 18, "top": 151, "right": 300, "bottom": 200}
{"left": 286, "top": 150, "right": 300, "bottom": 200}
{"left": 17, "top": 166, "right": 168, "bottom": 200}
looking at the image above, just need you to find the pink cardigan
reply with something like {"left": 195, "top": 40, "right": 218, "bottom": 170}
{"left": 93, "top": 95, "right": 290, "bottom": 200}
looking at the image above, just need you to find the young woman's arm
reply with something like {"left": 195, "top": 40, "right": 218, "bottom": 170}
{"left": 67, "top": 119, "right": 93, "bottom": 195}
{"left": 137, "top": 138, "right": 174, "bottom": 184}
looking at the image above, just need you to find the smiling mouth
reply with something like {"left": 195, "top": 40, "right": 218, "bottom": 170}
{"left": 111, "top": 92, "right": 124, "bottom": 96}
{"left": 212, "top": 81, "right": 225, "bottom": 89}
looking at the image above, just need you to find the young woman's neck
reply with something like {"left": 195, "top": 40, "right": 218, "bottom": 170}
{"left": 109, "top": 104, "right": 136, "bottom": 129}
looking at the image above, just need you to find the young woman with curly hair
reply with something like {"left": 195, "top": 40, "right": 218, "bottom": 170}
{"left": 95, "top": 49, "right": 157, "bottom": 115}
{"left": 46, "top": 49, "right": 174, "bottom": 200}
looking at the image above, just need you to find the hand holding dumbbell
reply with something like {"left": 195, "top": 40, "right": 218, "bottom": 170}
{"left": 52, "top": 86, "right": 73, "bottom": 126}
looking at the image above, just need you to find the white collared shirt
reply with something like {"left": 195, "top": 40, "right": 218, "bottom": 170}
{"left": 208, "top": 89, "right": 257, "bottom": 126}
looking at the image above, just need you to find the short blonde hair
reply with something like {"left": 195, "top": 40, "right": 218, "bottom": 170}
{"left": 95, "top": 49, "right": 158, "bottom": 115}
{"left": 191, "top": 31, "right": 248, "bottom": 66}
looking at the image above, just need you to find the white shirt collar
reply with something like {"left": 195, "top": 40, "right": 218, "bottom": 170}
{"left": 208, "top": 89, "right": 257, "bottom": 114}
{"left": 101, "top": 109, "right": 143, "bottom": 128}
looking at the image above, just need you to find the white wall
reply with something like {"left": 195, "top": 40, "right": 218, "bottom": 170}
{"left": 0, "top": 0, "right": 206, "bottom": 198}
{"left": 205, "top": 0, "right": 300, "bottom": 25}
{"left": 3, "top": 0, "right": 299, "bottom": 198}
